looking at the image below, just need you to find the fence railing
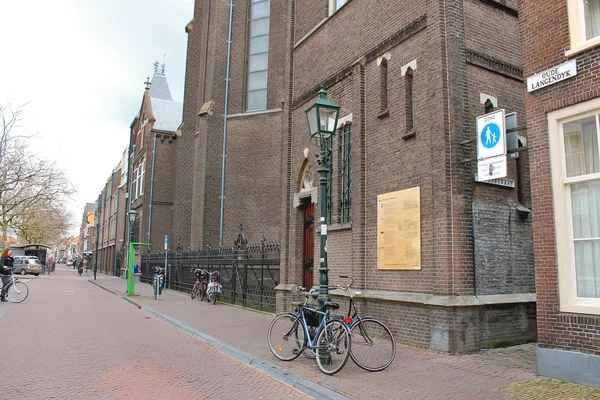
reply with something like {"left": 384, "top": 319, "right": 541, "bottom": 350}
{"left": 140, "top": 241, "right": 280, "bottom": 313}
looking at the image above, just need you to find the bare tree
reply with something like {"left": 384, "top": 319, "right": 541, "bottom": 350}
{"left": 13, "top": 202, "right": 74, "bottom": 244}
{"left": 0, "top": 101, "right": 76, "bottom": 246}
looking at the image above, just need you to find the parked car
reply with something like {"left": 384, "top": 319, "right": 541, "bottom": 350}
{"left": 66, "top": 259, "right": 73, "bottom": 266}
{"left": 13, "top": 256, "right": 42, "bottom": 276}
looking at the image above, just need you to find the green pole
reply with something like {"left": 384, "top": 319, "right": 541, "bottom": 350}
{"left": 128, "top": 242, "right": 134, "bottom": 296}
{"left": 127, "top": 242, "right": 150, "bottom": 296}
{"left": 317, "top": 139, "right": 330, "bottom": 309}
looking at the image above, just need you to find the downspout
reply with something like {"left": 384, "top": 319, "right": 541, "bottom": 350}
{"left": 105, "top": 172, "right": 114, "bottom": 273}
{"left": 128, "top": 144, "right": 137, "bottom": 249}
{"left": 113, "top": 184, "right": 124, "bottom": 276}
{"left": 148, "top": 131, "right": 158, "bottom": 246}
{"left": 219, "top": 0, "right": 234, "bottom": 247}
{"left": 100, "top": 193, "right": 106, "bottom": 274}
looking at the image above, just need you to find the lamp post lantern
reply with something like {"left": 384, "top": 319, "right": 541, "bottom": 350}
{"left": 127, "top": 208, "right": 138, "bottom": 296}
{"left": 305, "top": 87, "right": 340, "bottom": 309}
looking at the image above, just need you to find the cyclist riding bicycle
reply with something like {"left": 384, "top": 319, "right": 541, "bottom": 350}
{"left": 0, "top": 248, "right": 15, "bottom": 302}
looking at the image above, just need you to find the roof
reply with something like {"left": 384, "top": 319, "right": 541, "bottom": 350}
{"left": 11, "top": 243, "right": 51, "bottom": 249}
{"left": 149, "top": 72, "right": 172, "bottom": 101}
{"left": 151, "top": 97, "right": 183, "bottom": 132}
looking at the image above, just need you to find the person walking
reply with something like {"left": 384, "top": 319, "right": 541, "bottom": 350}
{"left": 0, "top": 248, "right": 15, "bottom": 302}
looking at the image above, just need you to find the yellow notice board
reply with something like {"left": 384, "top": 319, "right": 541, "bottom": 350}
{"left": 377, "top": 186, "right": 421, "bottom": 270}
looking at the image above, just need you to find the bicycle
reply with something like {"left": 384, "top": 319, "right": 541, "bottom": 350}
{"left": 191, "top": 268, "right": 209, "bottom": 301}
{"left": 267, "top": 289, "right": 352, "bottom": 375}
{"left": 329, "top": 275, "right": 396, "bottom": 372}
{"left": 1, "top": 270, "right": 29, "bottom": 303}
{"left": 152, "top": 266, "right": 165, "bottom": 300}
{"left": 206, "top": 271, "right": 222, "bottom": 305}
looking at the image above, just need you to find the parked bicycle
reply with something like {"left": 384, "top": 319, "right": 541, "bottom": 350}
{"left": 1, "top": 269, "right": 29, "bottom": 303}
{"left": 206, "top": 270, "right": 222, "bottom": 305}
{"left": 329, "top": 275, "right": 396, "bottom": 372}
{"left": 191, "top": 268, "right": 209, "bottom": 301}
{"left": 152, "top": 266, "right": 165, "bottom": 300}
{"left": 267, "top": 287, "right": 352, "bottom": 375}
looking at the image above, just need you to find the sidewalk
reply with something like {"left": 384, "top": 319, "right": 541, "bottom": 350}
{"left": 89, "top": 276, "right": 600, "bottom": 400}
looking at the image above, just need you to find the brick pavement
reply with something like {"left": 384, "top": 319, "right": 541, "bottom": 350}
{"left": 0, "top": 266, "right": 311, "bottom": 400}
{"left": 87, "top": 274, "right": 600, "bottom": 400}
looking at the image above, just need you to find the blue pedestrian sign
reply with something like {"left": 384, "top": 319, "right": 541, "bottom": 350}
{"left": 476, "top": 109, "right": 506, "bottom": 160}
{"left": 481, "top": 123, "right": 501, "bottom": 148}
{"left": 164, "top": 235, "right": 168, "bottom": 250}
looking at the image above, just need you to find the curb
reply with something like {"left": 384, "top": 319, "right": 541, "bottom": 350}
{"left": 143, "top": 306, "right": 350, "bottom": 400}
{"left": 88, "top": 280, "right": 142, "bottom": 309}
{"left": 89, "top": 280, "right": 349, "bottom": 400}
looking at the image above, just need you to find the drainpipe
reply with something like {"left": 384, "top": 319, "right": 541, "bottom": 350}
{"left": 113, "top": 184, "right": 125, "bottom": 276}
{"left": 105, "top": 172, "right": 114, "bottom": 274}
{"left": 100, "top": 193, "right": 106, "bottom": 274}
{"left": 219, "top": 0, "right": 234, "bottom": 247}
{"left": 148, "top": 131, "right": 158, "bottom": 247}
{"left": 127, "top": 144, "right": 137, "bottom": 273}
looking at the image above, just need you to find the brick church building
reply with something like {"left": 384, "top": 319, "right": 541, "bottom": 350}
{"left": 166, "top": 0, "right": 535, "bottom": 353}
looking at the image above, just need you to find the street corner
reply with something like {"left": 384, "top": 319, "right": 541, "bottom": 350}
{"left": 493, "top": 377, "right": 600, "bottom": 399}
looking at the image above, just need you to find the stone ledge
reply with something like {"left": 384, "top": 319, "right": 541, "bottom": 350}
{"left": 275, "top": 284, "right": 536, "bottom": 307}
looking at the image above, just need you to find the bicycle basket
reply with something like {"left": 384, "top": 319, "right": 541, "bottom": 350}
{"left": 303, "top": 307, "right": 320, "bottom": 328}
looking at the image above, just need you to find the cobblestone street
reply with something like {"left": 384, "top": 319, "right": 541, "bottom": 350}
{"left": 0, "top": 266, "right": 309, "bottom": 400}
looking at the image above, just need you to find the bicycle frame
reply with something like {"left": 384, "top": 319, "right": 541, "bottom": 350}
{"left": 2, "top": 273, "right": 23, "bottom": 297}
{"left": 296, "top": 306, "right": 334, "bottom": 351}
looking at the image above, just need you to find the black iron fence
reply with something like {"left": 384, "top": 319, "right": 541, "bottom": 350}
{"left": 140, "top": 240, "right": 280, "bottom": 313}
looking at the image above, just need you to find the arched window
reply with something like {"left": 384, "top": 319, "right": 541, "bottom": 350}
{"left": 380, "top": 58, "right": 388, "bottom": 113}
{"left": 405, "top": 67, "right": 414, "bottom": 131}
{"left": 484, "top": 98, "right": 494, "bottom": 114}
{"left": 247, "top": 0, "right": 270, "bottom": 111}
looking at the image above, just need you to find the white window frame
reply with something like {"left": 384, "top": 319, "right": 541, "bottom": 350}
{"left": 139, "top": 160, "right": 145, "bottom": 197}
{"left": 133, "top": 166, "right": 139, "bottom": 200}
{"left": 548, "top": 96, "right": 600, "bottom": 315}
{"left": 247, "top": 0, "right": 270, "bottom": 112}
{"left": 566, "top": 0, "right": 600, "bottom": 56}
{"left": 329, "top": 0, "right": 350, "bottom": 15}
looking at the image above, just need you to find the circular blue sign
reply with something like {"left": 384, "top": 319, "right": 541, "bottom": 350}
{"left": 481, "top": 123, "right": 501, "bottom": 149}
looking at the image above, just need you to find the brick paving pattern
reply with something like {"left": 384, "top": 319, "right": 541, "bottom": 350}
{"left": 90, "top": 274, "right": 600, "bottom": 399}
{"left": 9, "top": 267, "right": 596, "bottom": 399}
{"left": 0, "top": 266, "right": 310, "bottom": 400}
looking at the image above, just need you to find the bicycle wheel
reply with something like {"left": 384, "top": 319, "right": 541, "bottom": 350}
{"left": 191, "top": 283, "right": 198, "bottom": 299}
{"left": 315, "top": 320, "right": 351, "bottom": 375}
{"left": 350, "top": 318, "right": 396, "bottom": 371}
{"left": 267, "top": 313, "right": 306, "bottom": 361}
{"left": 199, "top": 284, "right": 206, "bottom": 301}
{"left": 8, "top": 282, "right": 29, "bottom": 303}
{"left": 212, "top": 292, "right": 218, "bottom": 305}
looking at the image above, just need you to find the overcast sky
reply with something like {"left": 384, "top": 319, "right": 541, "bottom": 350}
{"left": 0, "top": 0, "right": 193, "bottom": 236}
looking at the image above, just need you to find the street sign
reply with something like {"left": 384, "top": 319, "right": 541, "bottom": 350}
{"left": 476, "top": 109, "right": 506, "bottom": 160}
{"left": 527, "top": 59, "right": 577, "bottom": 92}
{"left": 477, "top": 155, "right": 507, "bottom": 182}
{"left": 164, "top": 235, "right": 168, "bottom": 250}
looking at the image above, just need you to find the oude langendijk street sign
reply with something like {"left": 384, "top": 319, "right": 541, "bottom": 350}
{"left": 526, "top": 59, "right": 577, "bottom": 93}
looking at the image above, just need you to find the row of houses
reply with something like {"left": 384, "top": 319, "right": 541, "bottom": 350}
{"left": 80, "top": 0, "right": 599, "bottom": 388}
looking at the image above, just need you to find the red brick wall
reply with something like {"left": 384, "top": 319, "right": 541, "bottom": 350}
{"left": 519, "top": 0, "right": 600, "bottom": 355}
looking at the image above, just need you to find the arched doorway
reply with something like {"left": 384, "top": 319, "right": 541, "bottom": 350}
{"left": 296, "top": 159, "right": 317, "bottom": 289}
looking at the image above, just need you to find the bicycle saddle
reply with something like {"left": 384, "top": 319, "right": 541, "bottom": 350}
{"left": 323, "top": 301, "right": 339, "bottom": 310}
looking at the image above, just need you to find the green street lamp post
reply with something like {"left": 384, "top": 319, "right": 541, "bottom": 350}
{"left": 305, "top": 87, "right": 340, "bottom": 309}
